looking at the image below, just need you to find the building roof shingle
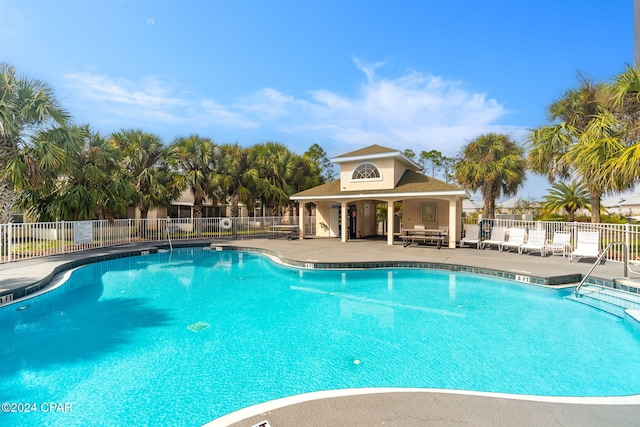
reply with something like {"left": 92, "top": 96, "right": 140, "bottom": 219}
{"left": 292, "top": 170, "right": 467, "bottom": 199}
{"left": 332, "top": 144, "right": 399, "bottom": 159}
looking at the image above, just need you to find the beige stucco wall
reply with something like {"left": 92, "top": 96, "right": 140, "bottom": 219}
{"left": 401, "top": 199, "right": 450, "bottom": 229}
{"left": 314, "top": 201, "right": 333, "bottom": 238}
{"left": 339, "top": 158, "right": 408, "bottom": 191}
{"left": 392, "top": 158, "right": 408, "bottom": 187}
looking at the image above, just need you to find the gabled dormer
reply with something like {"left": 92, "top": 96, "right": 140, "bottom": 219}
{"left": 331, "top": 144, "right": 422, "bottom": 191}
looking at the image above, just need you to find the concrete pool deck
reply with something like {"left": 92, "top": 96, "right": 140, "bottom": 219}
{"left": 1, "top": 236, "right": 640, "bottom": 426}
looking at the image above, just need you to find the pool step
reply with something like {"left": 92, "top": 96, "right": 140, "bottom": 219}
{"left": 566, "top": 284, "right": 640, "bottom": 318}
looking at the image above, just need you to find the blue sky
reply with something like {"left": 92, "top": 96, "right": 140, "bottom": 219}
{"left": 0, "top": 0, "right": 634, "bottom": 199}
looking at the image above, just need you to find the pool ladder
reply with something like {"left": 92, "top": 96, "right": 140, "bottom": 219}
{"left": 574, "top": 241, "right": 627, "bottom": 295}
{"left": 571, "top": 241, "right": 640, "bottom": 317}
{"left": 165, "top": 219, "right": 173, "bottom": 252}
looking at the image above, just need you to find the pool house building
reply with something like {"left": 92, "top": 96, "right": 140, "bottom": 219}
{"left": 291, "top": 144, "right": 469, "bottom": 247}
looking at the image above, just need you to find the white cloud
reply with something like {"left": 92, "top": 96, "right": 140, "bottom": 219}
{"left": 353, "top": 56, "right": 387, "bottom": 83}
{"left": 63, "top": 61, "right": 522, "bottom": 156}
{"left": 64, "top": 72, "right": 258, "bottom": 132}
{"left": 66, "top": 72, "right": 186, "bottom": 109}
{"left": 197, "top": 99, "right": 259, "bottom": 129}
{"left": 271, "top": 62, "right": 517, "bottom": 156}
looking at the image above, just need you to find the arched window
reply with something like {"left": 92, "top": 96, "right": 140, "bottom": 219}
{"left": 352, "top": 163, "right": 381, "bottom": 180}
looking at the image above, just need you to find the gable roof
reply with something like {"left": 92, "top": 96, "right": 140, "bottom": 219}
{"left": 291, "top": 170, "right": 468, "bottom": 200}
{"left": 333, "top": 144, "right": 398, "bottom": 159}
{"left": 331, "top": 144, "right": 421, "bottom": 171}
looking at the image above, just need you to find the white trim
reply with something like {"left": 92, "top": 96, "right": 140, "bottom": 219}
{"left": 332, "top": 151, "right": 421, "bottom": 170}
{"left": 291, "top": 190, "right": 468, "bottom": 201}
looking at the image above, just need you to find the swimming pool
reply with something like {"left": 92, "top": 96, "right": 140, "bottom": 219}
{"left": 2, "top": 248, "right": 640, "bottom": 426}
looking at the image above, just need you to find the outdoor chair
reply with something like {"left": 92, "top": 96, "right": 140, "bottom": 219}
{"left": 548, "top": 231, "right": 572, "bottom": 256}
{"left": 568, "top": 231, "right": 601, "bottom": 261}
{"left": 482, "top": 227, "right": 506, "bottom": 250}
{"left": 460, "top": 224, "right": 481, "bottom": 249}
{"left": 499, "top": 228, "right": 526, "bottom": 252}
{"left": 519, "top": 229, "right": 549, "bottom": 256}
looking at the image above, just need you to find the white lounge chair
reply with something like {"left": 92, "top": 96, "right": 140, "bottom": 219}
{"left": 482, "top": 227, "right": 506, "bottom": 250}
{"left": 568, "top": 231, "right": 600, "bottom": 261}
{"left": 548, "top": 231, "right": 572, "bottom": 256}
{"left": 519, "top": 229, "right": 549, "bottom": 256}
{"left": 499, "top": 228, "right": 526, "bottom": 252}
{"left": 460, "top": 224, "right": 481, "bottom": 249}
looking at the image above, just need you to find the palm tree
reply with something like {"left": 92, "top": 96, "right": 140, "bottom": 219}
{"left": 10, "top": 125, "right": 87, "bottom": 221}
{"left": 42, "top": 128, "right": 137, "bottom": 221}
{"left": 601, "top": 62, "right": 640, "bottom": 188}
{"left": 169, "top": 135, "right": 217, "bottom": 220}
{"left": 111, "top": 129, "right": 178, "bottom": 220}
{"left": 250, "top": 142, "right": 292, "bottom": 216}
{"left": 212, "top": 143, "right": 258, "bottom": 217}
{"left": 454, "top": 133, "right": 526, "bottom": 219}
{"left": 541, "top": 181, "right": 591, "bottom": 222}
{"left": 284, "top": 153, "right": 323, "bottom": 216}
{"left": 527, "top": 77, "right": 621, "bottom": 223}
{"left": 0, "top": 64, "right": 70, "bottom": 223}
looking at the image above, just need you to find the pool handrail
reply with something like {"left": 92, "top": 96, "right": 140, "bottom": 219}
{"left": 574, "top": 241, "right": 627, "bottom": 295}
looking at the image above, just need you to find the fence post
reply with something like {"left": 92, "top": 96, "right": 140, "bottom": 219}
{"left": 7, "top": 223, "right": 12, "bottom": 262}
{"left": 625, "top": 222, "right": 630, "bottom": 267}
{"left": 61, "top": 221, "right": 66, "bottom": 254}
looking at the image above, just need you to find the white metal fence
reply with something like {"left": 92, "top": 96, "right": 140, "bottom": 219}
{"left": 2, "top": 216, "right": 640, "bottom": 265}
{"left": 462, "top": 218, "right": 640, "bottom": 263}
{"left": 0, "top": 216, "right": 316, "bottom": 263}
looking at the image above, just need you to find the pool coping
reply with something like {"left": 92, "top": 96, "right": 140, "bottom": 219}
{"left": 206, "top": 388, "right": 640, "bottom": 427}
{"left": 0, "top": 240, "right": 628, "bottom": 308}
{"left": 211, "top": 244, "right": 583, "bottom": 286}
{"left": 0, "top": 247, "right": 160, "bottom": 306}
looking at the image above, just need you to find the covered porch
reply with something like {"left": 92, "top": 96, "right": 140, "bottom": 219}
{"left": 292, "top": 189, "right": 467, "bottom": 248}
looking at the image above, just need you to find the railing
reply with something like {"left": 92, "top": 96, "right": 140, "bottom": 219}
{"left": 2, "top": 216, "right": 640, "bottom": 265}
{"left": 574, "top": 241, "right": 628, "bottom": 295}
{"left": 0, "top": 216, "right": 316, "bottom": 264}
{"left": 462, "top": 218, "right": 640, "bottom": 263}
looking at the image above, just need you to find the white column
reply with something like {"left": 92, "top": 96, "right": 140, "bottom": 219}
{"left": 448, "top": 198, "right": 457, "bottom": 249}
{"left": 298, "top": 203, "right": 305, "bottom": 240}
{"left": 341, "top": 201, "right": 348, "bottom": 242}
{"left": 387, "top": 200, "right": 395, "bottom": 245}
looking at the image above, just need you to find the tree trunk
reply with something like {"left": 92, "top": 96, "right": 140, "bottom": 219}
{"left": 0, "top": 140, "right": 15, "bottom": 224}
{"left": 482, "top": 186, "right": 498, "bottom": 219}
{"left": 590, "top": 191, "right": 602, "bottom": 223}
{"left": 0, "top": 141, "right": 15, "bottom": 258}
{"left": 140, "top": 207, "right": 149, "bottom": 239}
{"left": 193, "top": 196, "right": 203, "bottom": 237}
{"left": 0, "top": 178, "right": 14, "bottom": 225}
{"left": 230, "top": 194, "right": 240, "bottom": 218}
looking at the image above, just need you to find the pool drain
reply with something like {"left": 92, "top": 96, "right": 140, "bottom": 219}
{"left": 187, "top": 321, "right": 210, "bottom": 332}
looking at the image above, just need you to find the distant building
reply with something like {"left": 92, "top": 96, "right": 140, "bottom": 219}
{"left": 603, "top": 193, "right": 640, "bottom": 217}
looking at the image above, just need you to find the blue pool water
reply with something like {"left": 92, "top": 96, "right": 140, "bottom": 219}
{"left": 2, "top": 248, "right": 640, "bottom": 426}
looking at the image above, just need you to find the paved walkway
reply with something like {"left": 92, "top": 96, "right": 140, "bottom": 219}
{"left": 1, "top": 237, "right": 640, "bottom": 427}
